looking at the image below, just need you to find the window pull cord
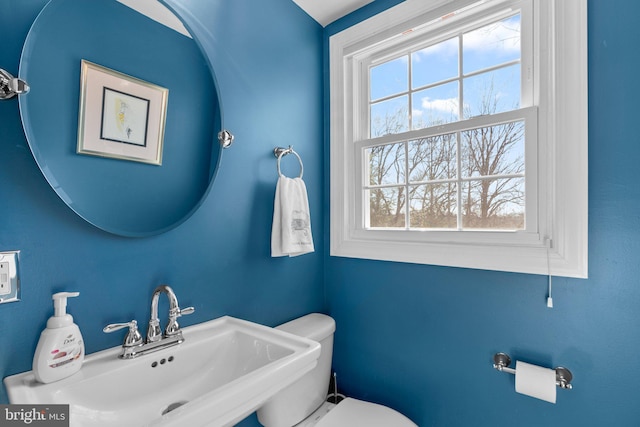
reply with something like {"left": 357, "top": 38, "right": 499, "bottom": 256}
{"left": 546, "top": 237, "right": 553, "bottom": 308}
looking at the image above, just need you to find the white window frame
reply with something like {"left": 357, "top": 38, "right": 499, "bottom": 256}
{"left": 329, "top": 0, "right": 588, "bottom": 278}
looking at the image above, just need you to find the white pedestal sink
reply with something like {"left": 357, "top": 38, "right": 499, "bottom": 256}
{"left": 4, "top": 316, "right": 321, "bottom": 427}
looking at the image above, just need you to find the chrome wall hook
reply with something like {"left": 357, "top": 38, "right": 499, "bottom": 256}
{"left": 0, "top": 68, "right": 29, "bottom": 100}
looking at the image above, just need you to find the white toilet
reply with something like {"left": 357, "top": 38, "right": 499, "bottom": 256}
{"left": 257, "top": 313, "right": 417, "bottom": 427}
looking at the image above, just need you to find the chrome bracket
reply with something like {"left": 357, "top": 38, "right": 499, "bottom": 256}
{"left": 218, "top": 130, "right": 234, "bottom": 148}
{"left": 273, "top": 145, "right": 293, "bottom": 158}
{"left": 0, "top": 68, "right": 29, "bottom": 100}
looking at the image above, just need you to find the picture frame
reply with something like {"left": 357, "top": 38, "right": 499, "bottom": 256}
{"left": 77, "top": 60, "right": 168, "bottom": 165}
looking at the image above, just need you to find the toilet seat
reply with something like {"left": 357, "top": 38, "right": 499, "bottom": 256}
{"left": 315, "top": 398, "right": 417, "bottom": 427}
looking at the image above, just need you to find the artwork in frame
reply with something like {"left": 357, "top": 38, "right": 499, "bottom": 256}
{"left": 77, "top": 60, "right": 168, "bottom": 165}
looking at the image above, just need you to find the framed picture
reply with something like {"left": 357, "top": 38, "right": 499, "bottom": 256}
{"left": 77, "top": 60, "right": 168, "bottom": 165}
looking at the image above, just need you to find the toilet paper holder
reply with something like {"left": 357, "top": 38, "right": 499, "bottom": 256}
{"left": 493, "top": 352, "right": 573, "bottom": 390}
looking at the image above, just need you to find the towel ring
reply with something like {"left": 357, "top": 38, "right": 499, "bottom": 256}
{"left": 275, "top": 146, "right": 304, "bottom": 179}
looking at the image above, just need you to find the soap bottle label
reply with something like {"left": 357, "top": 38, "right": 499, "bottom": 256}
{"left": 47, "top": 334, "right": 84, "bottom": 368}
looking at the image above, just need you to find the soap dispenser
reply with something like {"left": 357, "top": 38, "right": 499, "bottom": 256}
{"left": 32, "top": 292, "right": 85, "bottom": 383}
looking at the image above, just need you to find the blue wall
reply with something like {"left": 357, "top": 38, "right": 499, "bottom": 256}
{"left": 0, "top": 3, "right": 324, "bottom": 424}
{"left": 325, "top": 0, "right": 640, "bottom": 426}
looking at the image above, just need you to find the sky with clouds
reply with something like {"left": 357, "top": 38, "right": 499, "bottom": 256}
{"left": 370, "top": 13, "right": 521, "bottom": 137}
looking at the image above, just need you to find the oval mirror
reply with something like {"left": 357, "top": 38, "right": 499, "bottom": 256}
{"left": 19, "top": 0, "right": 223, "bottom": 237}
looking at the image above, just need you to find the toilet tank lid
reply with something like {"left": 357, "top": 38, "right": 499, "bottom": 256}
{"left": 276, "top": 313, "right": 336, "bottom": 341}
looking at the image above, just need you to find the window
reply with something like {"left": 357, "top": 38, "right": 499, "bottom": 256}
{"left": 329, "top": 0, "right": 588, "bottom": 277}
{"left": 365, "top": 9, "right": 531, "bottom": 232}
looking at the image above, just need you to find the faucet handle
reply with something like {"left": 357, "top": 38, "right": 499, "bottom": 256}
{"left": 104, "top": 320, "right": 144, "bottom": 348}
{"left": 164, "top": 306, "right": 195, "bottom": 337}
{"left": 179, "top": 306, "right": 195, "bottom": 317}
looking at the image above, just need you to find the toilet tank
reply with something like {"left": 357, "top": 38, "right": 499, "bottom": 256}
{"left": 257, "top": 313, "right": 336, "bottom": 427}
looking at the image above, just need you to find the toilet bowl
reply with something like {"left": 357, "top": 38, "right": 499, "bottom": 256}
{"left": 257, "top": 314, "right": 417, "bottom": 427}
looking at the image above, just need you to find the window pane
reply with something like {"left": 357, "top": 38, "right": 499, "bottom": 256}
{"left": 463, "top": 64, "right": 520, "bottom": 119}
{"left": 411, "top": 81, "right": 459, "bottom": 129}
{"left": 463, "top": 14, "right": 521, "bottom": 75}
{"left": 461, "top": 177, "right": 524, "bottom": 230}
{"left": 412, "top": 37, "right": 459, "bottom": 89}
{"left": 409, "top": 183, "right": 457, "bottom": 229}
{"left": 371, "top": 95, "right": 409, "bottom": 137}
{"left": 368, "top": 187, "right": 406, "bottom": 228}
{"left": 366, "top": 143, "right": 406, "bottom": 186}
{"left": 370, "top": 56, "right": 408, "bottom": 101}
{"left": 408, "top": 134, "right": 457, "bottom": 182}
{"left": 460, "top": 121, "right": 524, "bottom": 179}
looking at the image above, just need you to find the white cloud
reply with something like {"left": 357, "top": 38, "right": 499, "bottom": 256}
{"left": 463, "top": 17, "right": 521, "bottom": 55}
{"left": 413, "top": 16, "right": 520, "bottom": 62}
{"left": 413, "top": 37, "right": 458, "bottom": 62}
{"left": 421, "top": 97, "right": 459, "bottom": 115}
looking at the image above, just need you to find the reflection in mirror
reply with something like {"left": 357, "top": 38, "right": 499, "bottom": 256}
{"left": 19, "top": 0, "right": 222, "bottom": 236}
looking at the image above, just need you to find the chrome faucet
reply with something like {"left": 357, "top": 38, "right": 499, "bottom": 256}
{"left": 103, "top": 285, "right": 194, "bottom": 359}
{"left": 147, "top": 284, "right": 194, "bottom": 342}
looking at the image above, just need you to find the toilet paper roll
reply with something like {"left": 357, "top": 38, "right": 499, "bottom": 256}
{"left": 515, "top": 360, "right": 557, "bottom": 404}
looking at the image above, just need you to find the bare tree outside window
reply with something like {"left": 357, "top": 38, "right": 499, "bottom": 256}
{"left": 367, "top": 79, "right": 524, "bottom": 230}
{"left": 365, "top": 12, "right": 524, "bottom": 231}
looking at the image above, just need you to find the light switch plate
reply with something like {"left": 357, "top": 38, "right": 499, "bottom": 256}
{"left": 0, "top": 251, "right": 20, "bottom": 304}
{"left": 0, "top": 262, "right": 11, "bottom": 295}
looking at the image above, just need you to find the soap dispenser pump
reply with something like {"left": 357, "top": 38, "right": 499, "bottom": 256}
{"left": 33, "top": 292, "right": 85, "bottom": 383}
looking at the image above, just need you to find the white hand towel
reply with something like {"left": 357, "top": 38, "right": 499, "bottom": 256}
{"left": 271, "top": 176, "right": 314, "bottom": 257}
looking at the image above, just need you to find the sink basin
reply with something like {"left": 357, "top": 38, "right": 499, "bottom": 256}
{"left": 4, "top": 316, "right": 320, "bottom": 427}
